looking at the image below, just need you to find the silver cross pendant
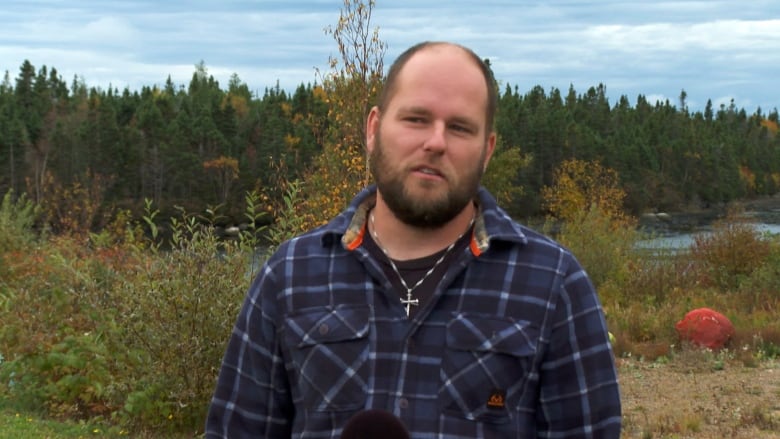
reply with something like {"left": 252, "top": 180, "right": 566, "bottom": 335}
{"left": 400, "top": 291, "right": 419, "bottom": 317}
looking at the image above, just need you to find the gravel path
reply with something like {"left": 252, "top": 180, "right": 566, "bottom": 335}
{"left": 618, "top": 357, "right": 780, "bottom": 438}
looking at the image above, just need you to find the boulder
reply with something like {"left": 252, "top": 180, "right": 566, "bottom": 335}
{"left": 675, "top": 307, "right": 735, "bottom": 350}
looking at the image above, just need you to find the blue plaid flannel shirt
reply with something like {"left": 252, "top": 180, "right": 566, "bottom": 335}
{"left": 206, "top": 186, "right": 621, "bottom": 438}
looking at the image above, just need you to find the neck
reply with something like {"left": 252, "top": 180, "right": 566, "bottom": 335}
{"left": 370, "top": 198, "right": 475, "bottom": 261}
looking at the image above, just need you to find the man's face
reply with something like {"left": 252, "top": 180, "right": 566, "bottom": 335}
{"left": 367, "top": 45, "right": 496, "bottom": 228}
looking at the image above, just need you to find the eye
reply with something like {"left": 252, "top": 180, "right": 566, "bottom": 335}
{"left": 450, "top": 123, "right": 474, "bottom": 134}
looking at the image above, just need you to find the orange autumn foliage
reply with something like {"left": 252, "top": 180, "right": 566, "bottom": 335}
{"left": 760, "top": 118, "right": 778, "bottom": 136}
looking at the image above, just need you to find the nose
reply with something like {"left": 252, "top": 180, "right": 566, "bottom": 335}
{"left": 422, "top": 121, "right": 447, "bottom": 153}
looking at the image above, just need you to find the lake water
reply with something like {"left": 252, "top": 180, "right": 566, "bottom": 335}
{"left": 635, "top": 223, "right": 780, "bottom": 251}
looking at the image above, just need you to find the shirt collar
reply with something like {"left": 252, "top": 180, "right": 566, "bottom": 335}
{"left": 322, "top": 185, "right": 528, "bottom": 255}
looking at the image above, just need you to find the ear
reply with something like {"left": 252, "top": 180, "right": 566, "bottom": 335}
{"left": 483, "top": 131, "right": 497, "bottom": 171}
{"left": 366, "top": 106, "right": 380, "bottom": 153}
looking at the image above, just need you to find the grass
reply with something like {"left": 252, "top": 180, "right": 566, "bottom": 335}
{"left": 0, "top": 395, "right": 204, "bottom": 438}
{"left": 0, "top": 408, "right": 108, "bottom": 439}
{"left": 0, "top": 395, "right": 128, "bottom": 439}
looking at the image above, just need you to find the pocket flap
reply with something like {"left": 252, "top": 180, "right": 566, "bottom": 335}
{"left": 285, "top": 305, "right": 370, "bottom": 347}
{"left": 446, "top": 314, "right": 538, "bottom": 356}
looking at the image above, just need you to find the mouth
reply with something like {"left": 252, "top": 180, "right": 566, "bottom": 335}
{"left": 412, "top": 165, "right": 444, "bottom": 179}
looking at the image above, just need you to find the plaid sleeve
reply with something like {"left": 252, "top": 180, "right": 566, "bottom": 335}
{"left": 205, "top": 263, "right": 294, "bottom": 439}
{"left": 537, "top": 253, "right": 622, "bottom": 438}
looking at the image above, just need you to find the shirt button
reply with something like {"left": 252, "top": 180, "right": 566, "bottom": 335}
{"left": 399, "top": 398, "right": 409, "bottom": 409}
{"left": 318, "top": 324, "right": 329, "bottom": 335}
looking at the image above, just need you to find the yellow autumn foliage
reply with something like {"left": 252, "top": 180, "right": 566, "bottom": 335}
{"left": 223, "top": 94, "right": 249, "bottom": 118}
{"left": 541, "top": 159, "right": 629, "bottom": 225}
{"left": 291, "top": 0, "right": 385, "bottom": 231}
{"left": 739, "top": 165, "right": 757, "bottom": 194}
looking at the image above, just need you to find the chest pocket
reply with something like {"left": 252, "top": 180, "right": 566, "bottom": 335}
{"left": 439, "top": 313, "right": 539, "bottom": 423}
{"left": 284, "top": 304, "right": 371, "bottom": 411}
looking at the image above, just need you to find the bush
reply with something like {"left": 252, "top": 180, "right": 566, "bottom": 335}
{"left": 619, "top": 252, "right": 701, "bottom": 306}
{"left": 0, "top": 195, "right": 264, "bottom": 435}
{"left": 689, "top": 209, "right": 771, "bottom": 290}
{"left": 550, "top": 204, "right": 640, "bottom": 301}
{"left": 736, "top": 239, "right": 780, "bottom": 312}
{"left": 3, "top": 181, "right": 780, "bottom": 434}
{"left": 108, "top": 206, "right": 251, "bottom": 433}
{"left": 602, "top": 208, "right": 780, "bottom": 359}
{"left": 0, "top": 238, "right": 127, "bottom": 420}
{"left": 0, "top": 189, "right": 41, "bottom": 254}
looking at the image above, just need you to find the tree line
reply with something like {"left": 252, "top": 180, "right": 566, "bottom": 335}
{"left": 1, "top": 59, "right": 778, "bottom": 233}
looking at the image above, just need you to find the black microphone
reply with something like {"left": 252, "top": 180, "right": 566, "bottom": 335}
{"left": 340, "top": 409, "right": 410, "bottom": 439}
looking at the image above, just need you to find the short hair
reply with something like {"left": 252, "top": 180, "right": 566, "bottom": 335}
{"left": 377, "top": 41, "right": 498, "bottom": 136}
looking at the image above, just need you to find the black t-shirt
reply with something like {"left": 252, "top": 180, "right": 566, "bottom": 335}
{"left": 363, "top": 225, "right": 471, "bottom": 319}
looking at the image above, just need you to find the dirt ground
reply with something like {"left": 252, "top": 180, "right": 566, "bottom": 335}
{"left": 618, "top": 355, "right": 780, "bottom": 438}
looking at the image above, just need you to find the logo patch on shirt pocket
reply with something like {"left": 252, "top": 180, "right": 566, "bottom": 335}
{"left": 439, "top": 313, "right": 539, "bottom": 423}
{"left": 487, "top": 389, "right": 506, "bottom": 410}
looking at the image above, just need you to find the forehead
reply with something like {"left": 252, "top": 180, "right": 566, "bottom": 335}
{"left": 388, "top": 45, "right": 488, "bottom": 118}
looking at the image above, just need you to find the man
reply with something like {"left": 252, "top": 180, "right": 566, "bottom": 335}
{"left": 206, "top": 41, "right": 621, "bottom": 438}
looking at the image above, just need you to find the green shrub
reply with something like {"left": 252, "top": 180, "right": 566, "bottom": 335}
{"left": 0, "top": 194, "right": 265, "bottom": 435}
{"left": 3, "top": 183, "right": 779, "bottom": 435}
{"left": 0, "top": 241, "right": 126, "bottom": 420}
{"left": 0, "top": 189, "right": 41, "bottom": 253}
{"left": 265, "top": 179, "right": 307, "bottom": 250}
{"left": 108, "top": 208, "right": 250, "bottom": 433}
{"left": 549, "top": 204, "right": 641, "bottom": 301}
{"left": 737, "top": 239, "right": 780, "bottom": 312}
{"left": 609, "top": 300, "right": 681, "bottom": 345}
{"left": 0, "top": 190, "right": 42, "bottom": 313}
{"left": 689, "top": 210, "right": 771, "bottom": 290}
{"left": 618, "top": 251, "right": 702, "bottom": 306}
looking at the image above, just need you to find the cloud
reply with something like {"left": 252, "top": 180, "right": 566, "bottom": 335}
{"left": 0, "top": 0, "right": 778, "bottom": 112}
{"left": 79, "top": 16, "right": 139, "bottom": 46}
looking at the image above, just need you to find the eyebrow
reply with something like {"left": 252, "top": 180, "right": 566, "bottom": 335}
{"left": 397, "top": 106, "right": 432, "bottom": 117}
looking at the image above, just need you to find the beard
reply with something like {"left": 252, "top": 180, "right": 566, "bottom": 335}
{"left": 369, "top": 130, "right": 486, "bottom": 229}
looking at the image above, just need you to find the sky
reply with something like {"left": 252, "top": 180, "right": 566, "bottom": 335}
{"left": 2, "top": 0, "right": 779, "bottom": 114}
